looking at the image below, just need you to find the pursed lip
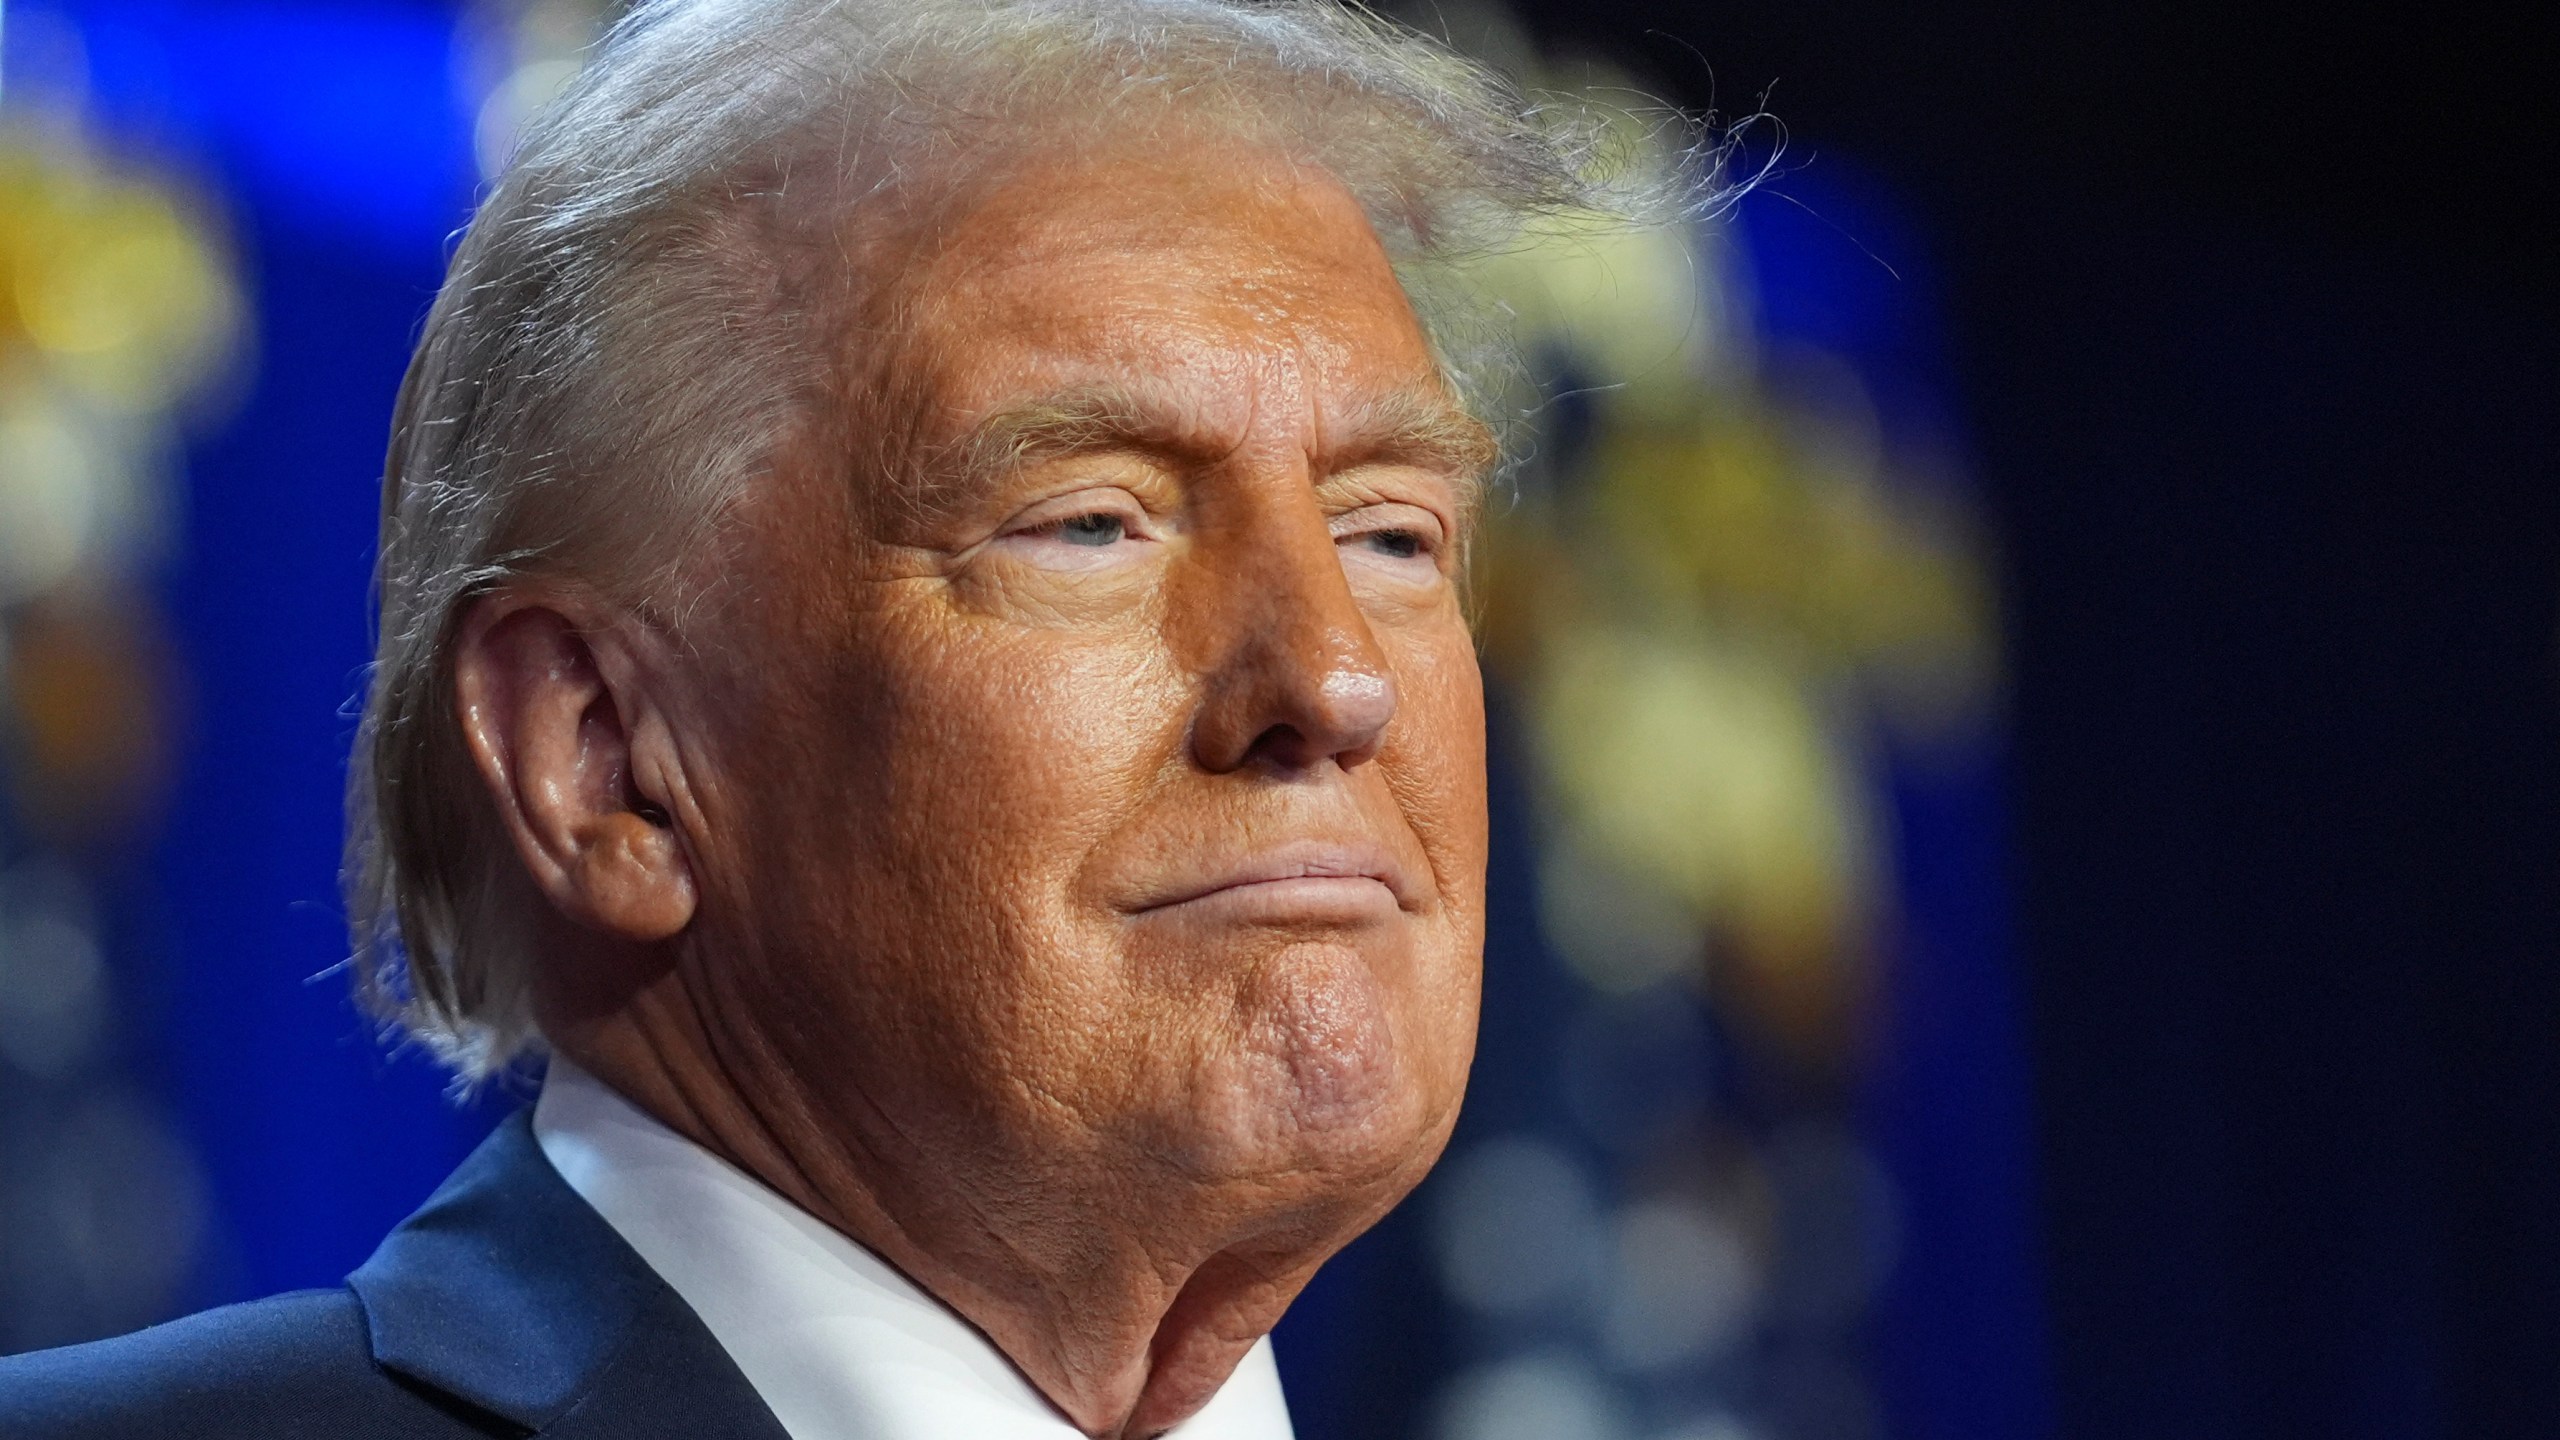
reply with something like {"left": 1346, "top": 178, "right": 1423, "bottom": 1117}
{"left": 1126, "top": 838, "right": 1415, "bottom": 916}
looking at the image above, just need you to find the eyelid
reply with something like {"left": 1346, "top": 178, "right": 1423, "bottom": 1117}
{"left": 999, "top": 486, "right": 1159, "bottom": 540}
{"left": 1328, "top": 459, "right": 1465, "bottom": 511}
{"left": 1328, "top": 500, "right": 1448, "bottom": 546}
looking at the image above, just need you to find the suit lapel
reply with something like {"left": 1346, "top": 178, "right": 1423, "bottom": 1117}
{"left": 348, "top": 1111, "right": 791, "bottom": 1439}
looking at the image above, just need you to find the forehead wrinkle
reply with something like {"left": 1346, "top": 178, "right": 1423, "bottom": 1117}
{"left": 871, "top": 148, "right": 1465, "bottom": 528}
{"left": 1322, "top": 386, "right": 1496, "bottom": 513}
{"left": 896, "top": 381, "right": 1236, "bottom": 527}
{"left": 904, "top": 375, "right": 1491, "bottom": 530}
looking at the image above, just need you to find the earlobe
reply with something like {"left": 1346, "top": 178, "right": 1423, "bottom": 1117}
{"left": 451, "top": 594, "right": 699, "bottom": 943}
{"left": 573, "top": 811, "right": 696, "bottom": 941}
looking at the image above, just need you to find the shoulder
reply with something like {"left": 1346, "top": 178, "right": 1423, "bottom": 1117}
{"left": 0, "top": 1288, "right": 492, "bottom": 1439}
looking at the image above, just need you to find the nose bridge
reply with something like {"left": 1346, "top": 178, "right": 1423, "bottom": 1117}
{"left": 1182, "top": 464, "right": 1399, "bottom": 772}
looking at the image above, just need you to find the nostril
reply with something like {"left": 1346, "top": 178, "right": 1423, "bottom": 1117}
{"left": 1185, "top": 571, "right": 1401, "bottom": 773}
{"left": 1242, "top": 722, "right": 1318, "bottom": 771}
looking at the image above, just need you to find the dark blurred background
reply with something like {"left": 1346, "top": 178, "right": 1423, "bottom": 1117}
{"left": 0, "top": 2, "right": 2551, "bottom": 1438}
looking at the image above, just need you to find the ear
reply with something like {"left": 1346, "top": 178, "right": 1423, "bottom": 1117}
{"left": 451, "top": 594, "right": 697, "bottom": 942}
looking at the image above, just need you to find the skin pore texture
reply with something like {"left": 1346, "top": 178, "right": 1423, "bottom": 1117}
{"left": 450, "top": 141, "right": 1492, "bottom": 1439}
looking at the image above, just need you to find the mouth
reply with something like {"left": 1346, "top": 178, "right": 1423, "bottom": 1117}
{"left": 1128, "top": 839, "right": 1414, "bottom": 921}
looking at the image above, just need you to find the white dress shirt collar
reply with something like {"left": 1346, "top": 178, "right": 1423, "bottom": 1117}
{"left": 532, "top": 1059, "right": 1297, "bottom": 1440}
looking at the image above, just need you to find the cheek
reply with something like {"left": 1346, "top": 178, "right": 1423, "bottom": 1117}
{"left": 722, "top": 599, "right": 1192, "bottom": 1121}
{"left": 885, "top": 621, "right": 1177, "bottom": 854}
{"left": 773, "top": 599, "right": 1185, "bottom": 1021}
{"left": 1385, "top": 623, "right": 1490, "bottom": 919}
{"left": 1391, "top": 625, "right": 1491, "bottom": 1062}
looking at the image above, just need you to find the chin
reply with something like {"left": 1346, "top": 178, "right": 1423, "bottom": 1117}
{"left": 1172, "top": 938, "right": 1455, "bottom": 1196}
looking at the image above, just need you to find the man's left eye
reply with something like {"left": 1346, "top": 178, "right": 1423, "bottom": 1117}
{"left": 1349, "top": 528, "right": 1427, "bottom": 560}
{"left": 1055, "top": 513, "right": 1126, "bottom": 546}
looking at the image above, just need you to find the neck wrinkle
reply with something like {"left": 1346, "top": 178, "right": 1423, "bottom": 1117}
{"left": 558, "top": 1002, "right": 1267, "bottom": 1440}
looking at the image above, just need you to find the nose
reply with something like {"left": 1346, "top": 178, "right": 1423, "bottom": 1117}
{"left": 1185, "top": 488, "right": 1400, "bottom": 775}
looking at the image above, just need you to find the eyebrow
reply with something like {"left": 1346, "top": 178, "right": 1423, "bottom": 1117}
{"left": 901, "top": 380, "right": 1498, "bottom": 526}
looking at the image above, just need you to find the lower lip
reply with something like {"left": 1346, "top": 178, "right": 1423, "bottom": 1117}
{"left": 1141, "top": 875, "right": 1401, "bottom": 924}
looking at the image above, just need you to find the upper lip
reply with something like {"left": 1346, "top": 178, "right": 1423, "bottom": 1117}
{"left": 1127, "top": 838, "right": 1414, "bottom": 914}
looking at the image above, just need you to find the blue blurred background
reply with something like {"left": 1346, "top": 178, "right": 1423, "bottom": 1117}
{"left": 0, "top": 2, "right": 2551, "bottom": 1438}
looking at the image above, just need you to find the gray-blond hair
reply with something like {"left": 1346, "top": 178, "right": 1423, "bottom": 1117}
{"left": 347, "top": 0, "right": 1719, "bottom": 1079}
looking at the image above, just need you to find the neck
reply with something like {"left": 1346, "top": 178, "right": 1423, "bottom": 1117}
{"left": 549, "top": 982, "right": 1348, "bottom": 1439}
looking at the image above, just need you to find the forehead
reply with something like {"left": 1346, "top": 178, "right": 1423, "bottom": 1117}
{"left": 891, "top": 146, "right": 1443, "bottom": 445}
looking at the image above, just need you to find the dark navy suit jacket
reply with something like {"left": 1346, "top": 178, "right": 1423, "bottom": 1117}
{"left": 0, "top": 1112, "right": 792, "bottom": 1438}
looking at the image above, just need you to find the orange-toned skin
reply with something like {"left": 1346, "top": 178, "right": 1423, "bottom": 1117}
{"left": 451, "top": 146, "right": 1489, "bottom": 1439}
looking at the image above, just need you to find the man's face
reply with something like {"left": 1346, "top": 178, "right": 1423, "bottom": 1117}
{"left": 674, "top": 146, "right": 1489, "bottom": 1263}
